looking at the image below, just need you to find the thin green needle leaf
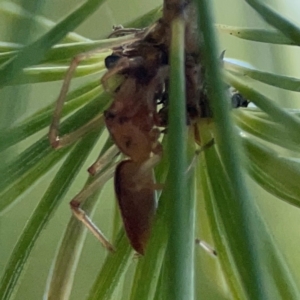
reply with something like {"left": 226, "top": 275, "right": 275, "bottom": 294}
{"left": 0, "top": 130, "right": 101, "bottom": 300}
{"left": 153, "top": 267, "right": 165, "bottom": 300}
{"left": 0, "top": 139, "right": 53, "bottom": 212}
{"left": 129, "top": 138, "right": 169, "bottom": 300}
{"left": 164, "top": 17, "right": 194, "bottom": 300}
{"left": 203, "top": 141, "right": 300, "bottom": 299}
{"left": 28, "top": 79, "right": 103, "bottom": 119}
{"left": 195, "top": 0, "right": 299, "bottom": 298}
{"left": 262, "top": 240, "right": 300, "bottom": 300}
{"left": 0, "top": 145, "right": 70, "bottom": 213}
{"left": 0, "top": 1, "right": 90, "bottom": 43}
{"left": 0, "top": 41, "right": 23, "bottom": 51}
{"left": 245, "top": 0, "right": 300, "bottom": 46}
{"left": 233, "top": 109, "right": 300, "bottom": 152}
{"left": 9, "top": 62, "right": 105, "bottom": 85}
{"left": 197, "top": 145, "right": 246, "bottom": 299}
{"left": 196, "top": 0, "right": 249, "bottom": 214}
{"left": 87, "top": 230, "right": 132, "bottom": 300}
{"left": 0, "top": 93, "right": 110, "bottom": 212}
{"left": 47, "top": 215, "right": 99, "bottom": 300}
{"left": 226, "top": 72, "right": 300, "bottom": 142}
{"left": 241, "top": 134, "right": 300, "bottom": 209}
{"left": 0, "top": 0, "right": 107, "bottom": 87}
{"left": 0, "top": 51, "right": 17, "bottom": 65}
{"left": 46, "top": 138, "right": 117, "bottom": 299}
{"left": 225, "top": 61, "right": 300, "bottom": 92}
{"left": 0, "top": 98, "right": 104, "bottom": 194}
{"left": 125, "top": 5, "right": 162, "bottom": 28}
{"left": 0, "top": 44, "right": 104, "bottom": 68}
{"left": 0, "top": 35, "right": 137, "bottom": 68}
{"left": 46, "top": 157, "right": 115, "bottom": 299}
{"left": 42, "top": 36, "right": 136, "bottom": 64}
{"left": 0, "top": 82, "right": 102, "bottom": 152}
{"left": 216, "top": 24, "right": 295, "bottom": 45}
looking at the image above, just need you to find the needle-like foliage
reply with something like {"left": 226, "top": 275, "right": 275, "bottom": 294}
{"left": 1, "top": 1, "right": 300, "bottom": 299}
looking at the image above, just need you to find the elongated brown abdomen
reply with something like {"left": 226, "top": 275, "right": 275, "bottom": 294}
{"left": 115, "top": 160, "right": 157, "bottom": 254}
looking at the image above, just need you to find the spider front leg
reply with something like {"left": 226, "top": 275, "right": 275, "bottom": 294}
{"left": 51, "top": 113, "right": 105, "bottom": 149}
{"left": 49, "top": 52, "right": 92, "bottom": 148}
{"left": 48, "top": 47, "right": 114, "bottom": 149}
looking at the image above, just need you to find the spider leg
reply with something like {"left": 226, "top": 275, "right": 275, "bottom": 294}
{"left": 88, "top": 145, "right": 120, "bottom": 175}
{"left": 70, "top": 164, "right": 116, "bottom": 252}
{"left": 49, "top": 48, "right": 110, "bottom": 148}
{"left": 51, "top": 113, "right": 104, "bottom": 149}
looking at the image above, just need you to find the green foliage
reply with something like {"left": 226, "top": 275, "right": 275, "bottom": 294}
{"left": 1, "top": 0, "right": 300, "bottom": 299}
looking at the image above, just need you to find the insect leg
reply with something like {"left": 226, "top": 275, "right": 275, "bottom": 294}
{"left": 70, "top": 164, "right": 116, "bottom": 251}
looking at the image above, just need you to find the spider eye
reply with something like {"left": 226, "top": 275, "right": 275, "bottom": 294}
{"left": 105, "top": 55, "right": 121, "bottom": 69}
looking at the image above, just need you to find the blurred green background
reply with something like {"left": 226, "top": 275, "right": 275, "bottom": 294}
{"left": 1, "top": 0, "right": 300, "bottom": 299}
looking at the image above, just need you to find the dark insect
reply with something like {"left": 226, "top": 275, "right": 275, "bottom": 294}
{"left": 230, "top": 90, "right": 249, "bottom": 108}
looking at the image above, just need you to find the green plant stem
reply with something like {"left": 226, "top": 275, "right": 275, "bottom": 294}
{"left": 165, "top": 17, "right": 194, "bottom": 300}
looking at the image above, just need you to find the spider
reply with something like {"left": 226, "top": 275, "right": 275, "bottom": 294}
{"left": 47, "top": 0, "right": 243, "bottom": 255}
